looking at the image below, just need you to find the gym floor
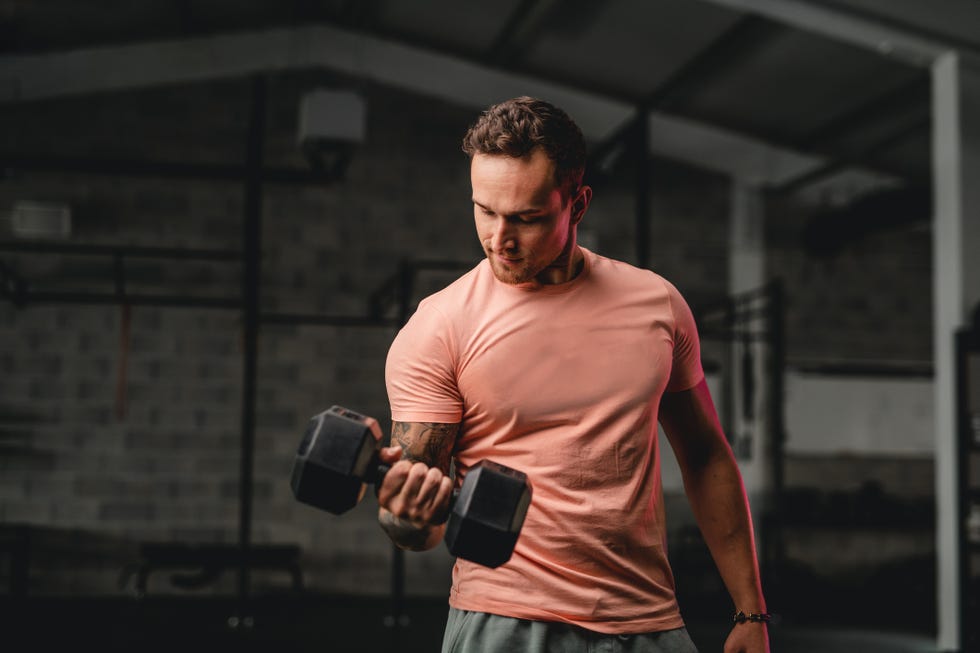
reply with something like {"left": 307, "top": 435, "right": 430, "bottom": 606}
{"left": 2, "top": 595, "right": 938, "bottom": 652}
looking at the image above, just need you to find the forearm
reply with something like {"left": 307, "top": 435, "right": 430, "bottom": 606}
{"left": 683, "top": 454, "right": 766, "bottom": 612}
{"left": 376, "top": 421, "right": 458, "bottom": 552}
{"left": 378, "top": 507, "right": 447, "bottom": 552}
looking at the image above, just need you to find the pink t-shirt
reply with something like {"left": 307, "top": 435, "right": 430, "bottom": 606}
{"left": 385, "top": 248, "right": 704, "bottom": 634}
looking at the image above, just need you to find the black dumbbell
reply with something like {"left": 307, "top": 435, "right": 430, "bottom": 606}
{"left": 290, "top": 405, "right": 532, "bottom": 568}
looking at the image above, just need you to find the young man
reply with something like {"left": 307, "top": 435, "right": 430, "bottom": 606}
{"left": 377, "top": 97, "right": 770, "bottom": 653}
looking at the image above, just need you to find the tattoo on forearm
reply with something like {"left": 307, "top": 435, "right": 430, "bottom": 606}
{"left": 378, "top": 421, "right": 459, "bottom": 550}
{"left": 391, "top": 421, "right": 458, "bottom": 473}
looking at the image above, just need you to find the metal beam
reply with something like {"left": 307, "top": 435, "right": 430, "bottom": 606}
{"left": 932, "top": 51, "right": 980, "bottom": 652}
{"left": 0, "top": 24, "right": 630, "bottom": 142}
{"left": 235, "top": 73, "right": 265, "bottom": 627}
{"left": 590, "top": 11, "right": 919, "bottom": 191}
{"left": 582, "top": 11, "right": 912, "bottom": 194}
{"left": 773, "top": 112, "right": 929, "bottom": 195}
{"left": 653, "top": 16, "right": 778, "bottom": 108}
{"left": 0, "top": 152, "right": 342, "bottom": 185}
{"left": 698, "top": 0, "right": 980, "bottom": 66}
{"left": 0, "top": 241, "right": 241, "bottom": 260}
{"left": 589, "top": 15, "right": 780, "bottom": 169}
{"left": 0, "top": 23, "right": 891, "bottom": 190}
{"left": 793, "top": 72, "right": 929, "bottom": 150}
{"left": 811, "top": 0, "right": 980, "bottom": 55}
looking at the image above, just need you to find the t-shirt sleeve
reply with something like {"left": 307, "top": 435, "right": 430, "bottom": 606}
{"left": 385, "top": 300, "right": 464, "bottom": 424}
{"left": 663, "top": 279, "right": 705, "bottom": 393}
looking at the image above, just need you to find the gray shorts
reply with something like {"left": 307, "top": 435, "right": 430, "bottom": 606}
{"left": 441, "top": 608, "right": 700, "bottom": 653}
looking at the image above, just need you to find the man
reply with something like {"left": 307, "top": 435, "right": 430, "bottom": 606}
{"left": 377, "top": 97, "right": 770, "bottom": 653}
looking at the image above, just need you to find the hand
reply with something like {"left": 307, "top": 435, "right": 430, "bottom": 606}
{"left": 724, "top": 624, "right": 770, "bottom": 653}
{"left": 376, "top": 446, "right": 454, "bottom": 529}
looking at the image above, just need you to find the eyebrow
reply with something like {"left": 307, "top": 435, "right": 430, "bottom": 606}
{"left": 472, "top": 200, "right": 544, "bottom": 215}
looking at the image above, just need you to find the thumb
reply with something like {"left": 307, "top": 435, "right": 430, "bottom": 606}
{"left": 378, "top": 445, "right": 404, "bottom": 465}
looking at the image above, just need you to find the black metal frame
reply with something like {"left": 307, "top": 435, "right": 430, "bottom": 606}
{"left": 0, "top": 241, "right": 243, "bottom": 309}
{"left": 0, "top": 74, "right": 386, "bottom": 625}
{"left": 955, "top": 319, "right": 980, "bottom": 651}
{"left": 1, "top": 201, "right": 471, "bottom": 631}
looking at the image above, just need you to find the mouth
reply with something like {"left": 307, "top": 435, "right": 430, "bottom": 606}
{"left": 494, "top": 254, "right": 522, "bottom": 266}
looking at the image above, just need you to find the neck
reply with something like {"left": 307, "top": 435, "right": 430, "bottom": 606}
{"left": 536, "top": 243, "right": 584, "bottom": 286}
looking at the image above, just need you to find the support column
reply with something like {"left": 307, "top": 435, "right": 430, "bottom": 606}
{"left": 236, "top": 74, "right": 266, "bottom": 627}
{"left": 728, "top": 181, "right": 770, "bottom": 547}
{"left": 933, "top": 52, "right": 980, "bottom": 652}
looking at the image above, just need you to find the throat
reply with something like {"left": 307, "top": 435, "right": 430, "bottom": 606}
{"left": 539, "top": 247, "right": 585, "bottom": 285}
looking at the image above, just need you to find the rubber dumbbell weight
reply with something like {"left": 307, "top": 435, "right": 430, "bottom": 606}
{"left": 290, "top": 405, "right": 532, "bottom": 568}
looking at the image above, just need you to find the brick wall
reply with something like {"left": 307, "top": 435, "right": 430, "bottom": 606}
{"left": 766, "top": 193, "right": 932, "bottom": 366}
{"left": 0, "top": 69, "right": 933, "bottom": 600}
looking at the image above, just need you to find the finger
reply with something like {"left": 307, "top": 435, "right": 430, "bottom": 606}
{"left": 377, "top": 459, "right": 413, "bottom": 506}
{"left": 383, "top": 462, "right": 429, "bottom": 520}
{"left": 430, "top": 475, "right": 454, "bottom": 521}
{"left": 399, "top": 462, "right": 431, "bottom": 508}
{"left": 415, "top": 466, "right": 446, "bottom": 509}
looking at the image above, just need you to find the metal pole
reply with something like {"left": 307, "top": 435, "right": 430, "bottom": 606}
{"left": 954, "top": 329, "right": 968, "bottom": 650}
{"left": 766, "top": 281, "right": 786, "bottom": 575}
{"left": 236, "top": 73, "right": 265, "bottom": 627}
{"left": 388, "top": 261, "right": 416, "bottom": 634}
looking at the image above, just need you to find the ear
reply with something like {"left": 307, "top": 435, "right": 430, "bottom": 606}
{"left": 570, "top": 185, "right": 592, "bottom": 226}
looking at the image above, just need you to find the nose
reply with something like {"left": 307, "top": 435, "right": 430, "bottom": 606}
{"left": 489, "top": 218, "right": 516, "bottom": 253}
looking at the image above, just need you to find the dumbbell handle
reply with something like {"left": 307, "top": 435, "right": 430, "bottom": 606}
{"left": 370, "top": 462, "right": 457, "bottom": 525}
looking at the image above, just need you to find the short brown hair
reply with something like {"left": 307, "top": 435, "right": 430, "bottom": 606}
{"left": 461, "top": 97, "right": 586, "bottom": 199}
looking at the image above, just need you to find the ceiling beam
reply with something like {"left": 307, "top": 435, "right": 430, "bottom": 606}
{"left": 589, "top": 15, "right": 780, "bottom": 168}
{"left": 0, "top": 22, "right": 891, "bottom": 191}
{"left": 0, "top": 24, "right": 630, "bottom": 140}
{"left": 773, "top": 112, "right": 928, "bottom": 195}
{"left": 698, "top": 0, "right": 980, "bottom": 66}
{"left": 646, "top": 111, "right": 812, "bottom": 187}
{"left": 793, "top": 72, "right": 929, "bottom": 150}
{"left": 643, "top": 15, "right": 780, "bottom": 111}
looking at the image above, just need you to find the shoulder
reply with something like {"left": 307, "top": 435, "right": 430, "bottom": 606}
{"left": 416, "top": 260, "right": 488, "bottom": 310}
{"left": 585, "top": 250, "right": 695, "bottom": 328}
{"left": 586, "top": 249, "right": 676, "bottom": 296}
{"left": 394, "top": 260, "right": 488, "bottom": 345}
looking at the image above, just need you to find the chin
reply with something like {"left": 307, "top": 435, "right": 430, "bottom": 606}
{"left": 490, "top": 262, "right": 534, "bottom": 285}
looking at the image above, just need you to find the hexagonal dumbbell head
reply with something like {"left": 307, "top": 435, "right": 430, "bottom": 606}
{"left": 290, "top": 406, "right": 382, "bottom": 514}
{"left": 444, "top": 460, "right": 532, "bottom": 568}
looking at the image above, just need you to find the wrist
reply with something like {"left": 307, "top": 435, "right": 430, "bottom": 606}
{"left": 379, "top": 511, "right": 438, "bottom": 550}
{"left": 733, "top": 611, "right": 771, "bottom": 625}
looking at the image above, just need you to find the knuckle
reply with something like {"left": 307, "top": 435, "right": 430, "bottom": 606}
{"left": 426, "top": 467, "right": 444, "bottom": 482}
{"left": 393, "top": 460, "right": 413, "bottom": 474}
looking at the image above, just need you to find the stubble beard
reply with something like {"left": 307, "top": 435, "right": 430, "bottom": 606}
{"left": 486, "top": 250, "right": 538, "bottom": 286}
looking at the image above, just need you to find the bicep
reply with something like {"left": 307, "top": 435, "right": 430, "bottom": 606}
{"left": 391, "top": 421, "right": 460, "bottom": 475}
{"left": 659, "top": 378, "right": 730, "bottom": 473}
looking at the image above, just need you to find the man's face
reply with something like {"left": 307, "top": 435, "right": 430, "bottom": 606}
{"left": 471, "top": 148, "right": 587, "bottom": 287}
